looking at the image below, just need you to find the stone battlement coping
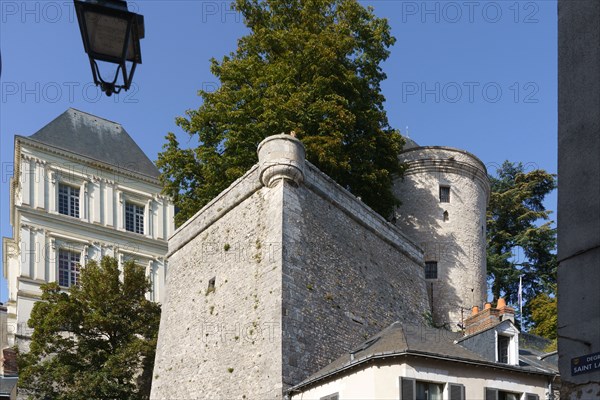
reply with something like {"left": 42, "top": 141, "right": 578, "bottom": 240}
{"left": 400, "top": 146, "right": 488, "bottom": 174}
{"left": 303, "top": 161, "right": 425, "bottom": 265}
{"left": 168, "top": 165, "right": 262, "bottom": 256}
{"left": 168, "top": 157, "right": 425, "bottom": 266}
{"left": 400, "top": 146, "right": 491, "bottom": 200}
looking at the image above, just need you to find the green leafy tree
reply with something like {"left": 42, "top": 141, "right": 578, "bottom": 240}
{"left": 18, "top": 257, "right": 160, "bottom": 400}
{"left": 528, "top": 288, "right": 557, "bottom": 349}
{"left": 157, "top": 0, "right": 405, "bottom": 226}
{"left": 486, "top": 161, "right": 557, "bottom": 323}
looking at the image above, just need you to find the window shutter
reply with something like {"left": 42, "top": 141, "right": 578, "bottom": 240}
{"left": 449, "top": 384, "right": 465, "bottom": 400}
{"left": 526, "top": 394, "right": 540, "bottom": 400}
{"left": 400, "top": 378, "right": 415, "bottom": 400}
{"left": 320, "top": 394, "right": 339, "bottom": 400}
{"left": 485, "top": 388, "right": 498, "bottom": 400}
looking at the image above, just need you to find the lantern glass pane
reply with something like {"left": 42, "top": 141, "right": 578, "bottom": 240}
{"left": 83, "top": 11, "right": 136, "bottom": 61}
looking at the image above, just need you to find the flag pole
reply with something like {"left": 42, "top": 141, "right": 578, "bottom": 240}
{"left": 518, "top": 275, "right": 523, "bottom": 327}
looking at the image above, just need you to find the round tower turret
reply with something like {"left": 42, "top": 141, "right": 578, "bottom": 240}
{"left": 393, "top": 146, "right": 490, "bottom": 329}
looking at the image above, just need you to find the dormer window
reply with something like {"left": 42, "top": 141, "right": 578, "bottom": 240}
{"left": 494, "top": 325, "right": 519, "bottom": 365}
{"left": 457, "top": 304, "right": 520, "bottom": 367}
{"left": 497, "top": 335, "right": 510, "bottom": 364}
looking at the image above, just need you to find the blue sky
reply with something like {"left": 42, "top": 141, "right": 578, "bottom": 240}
{"left": 0, "top": 0, "right": 557, "bottom": 302}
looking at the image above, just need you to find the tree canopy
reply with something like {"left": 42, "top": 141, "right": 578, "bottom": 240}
{"left": 18, "top": 257, "right": 160, "bottom": 400}
{"left": 528, "top": 288, "right": 557, "bottom": 350}
{"left": 486, "top": 161, "right": 556, "bottom": 326}
{"left": 157, "top": 0, "right": 405, "bottom": 226}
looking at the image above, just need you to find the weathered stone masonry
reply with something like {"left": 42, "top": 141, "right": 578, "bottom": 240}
{"left": 151, "top": 135, "right": 429, "bottom": 399}
{"left": 393, "top": 146, "right": 490, "bottom": 328}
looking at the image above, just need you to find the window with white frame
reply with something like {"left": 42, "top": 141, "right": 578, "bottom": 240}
{"left": 58, "top": 249, "right": 81, "bottom": 287}
{"left": 125, "top": 202, "right": 144, "bottom": 234}
{"left": 497, "top": 334, "right": 510, "bottom": 363}
{"left": 494, "top": 323, "right": 519, "bottom": 365}
{"left": 58, "top": 183, "right": 80, "bottom": 218}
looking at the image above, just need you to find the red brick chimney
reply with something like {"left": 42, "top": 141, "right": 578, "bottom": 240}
{"left": 464, "top": 298, "right": 516, "bottom": 336}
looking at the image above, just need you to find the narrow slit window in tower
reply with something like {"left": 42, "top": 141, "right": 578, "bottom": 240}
{"left": 443, "top": 210, "right": 449, "bottom": 222}
{"left": 207, "top": 277, "right": 216, "bottom": 294}
{"left": 425, "top": 261, "right": 438, "bottom": 280}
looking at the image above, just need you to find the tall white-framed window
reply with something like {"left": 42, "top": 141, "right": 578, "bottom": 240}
{"left": 58, "top": 249, "right": 81, "bottom": 287}
{"left": 494, "top": 323, "right": 519, "bottom": 365}
{"left": 118, "top": 251, "right": 155, "bottom": 300}
{"left": 125, "top": 202, "right": 144, "bottom": 234}
{"left": 58, "top": 183, "right": 80, "bottom": 218}
{"left": 497, "top": 334, "right": 511, "bottom": 363}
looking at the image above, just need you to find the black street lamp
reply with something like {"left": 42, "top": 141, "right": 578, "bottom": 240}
{"left": 74, "top": 0, "right": 144, "bottom": 96}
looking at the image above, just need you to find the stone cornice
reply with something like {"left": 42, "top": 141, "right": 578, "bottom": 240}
{"left": 16, "top": 136, "right": 162, "bottom": 187}
{"left": 403, "top": 158, "right": 491, "bottom": 198}
{"left": 16, "top": 205, "right": 168, "bottom": 251}
{"left": 400, "top": 146, "right": 488, "bottom": 172}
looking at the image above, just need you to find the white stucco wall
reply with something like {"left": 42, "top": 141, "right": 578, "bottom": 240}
{"left": 291, "top": 357, "right": 550, "bottom": 400}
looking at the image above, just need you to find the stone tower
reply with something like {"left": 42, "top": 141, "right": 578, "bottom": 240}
{"left": 151, "top": 134, "right": 429, "bottom": 399}
{"left": 393, "top": 144, "right": 490, "bottom": 329}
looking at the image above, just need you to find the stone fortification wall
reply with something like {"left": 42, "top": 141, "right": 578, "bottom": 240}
{"left": 151, "top": 166, "right": 286, "bottom": 399}
{"left": 151, "top": 135, "right": 430, "bottom": 399}
{"left": 393, "top": 146, "right": 490, "bottom": 329}
{"left": 281, "top": 163, "right": 429, "bottom": 387}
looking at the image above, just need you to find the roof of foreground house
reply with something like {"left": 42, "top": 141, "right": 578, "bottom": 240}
{"left": 289, "top": 321, "right": 558, "bottom": 393}
{"left": 0, "top": 376, "right": 17, "bottom": 396}
{"left": 19, "top": 108, "right": 160, "bottom": 179}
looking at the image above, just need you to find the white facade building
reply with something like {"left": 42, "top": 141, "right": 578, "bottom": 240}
{"left": 2, "top": 108, "right": 174, "bottom": 347}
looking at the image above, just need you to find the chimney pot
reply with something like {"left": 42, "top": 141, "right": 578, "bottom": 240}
{"left": 497, "top": 298, "right": 507, "bottom": 309}
{"left": 471, "top": 306, "right": 479, "bottom": 315}
{"left": 484, "top": 302, "right": 492, "bottom": 310}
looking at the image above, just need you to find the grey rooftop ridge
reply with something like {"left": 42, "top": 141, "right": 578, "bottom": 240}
{"left": 24, "top": 108, "right": 160, "bottom": 179}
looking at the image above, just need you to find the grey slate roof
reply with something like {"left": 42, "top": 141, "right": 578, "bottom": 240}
{"left": 402, "top": 135, "right": 420, "bottom": 150}
{"left": 0, "top": 376, "right": 17, "bottom": 396}
{"left": 23, "top": 108, "right": 160, "bottom": 179}
{"left": 290, "top": 321, "right": 557, "bottom": 392}
{"left": 518, "top": 334, "right": 559, "bottom": 374}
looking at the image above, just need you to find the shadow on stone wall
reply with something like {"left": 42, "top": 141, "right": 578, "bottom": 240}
{"left": 393, "top": 180, "right": 475, "bottom": 330}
